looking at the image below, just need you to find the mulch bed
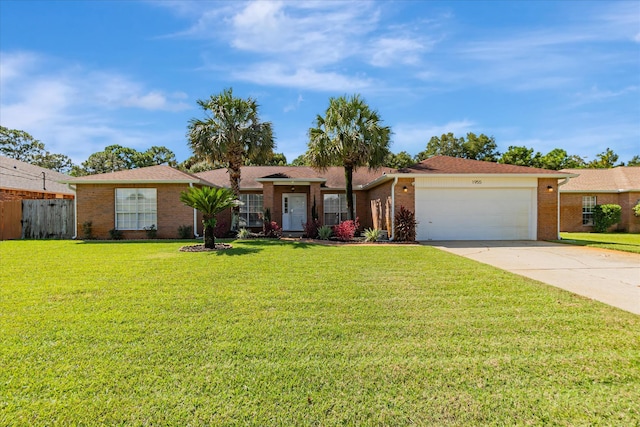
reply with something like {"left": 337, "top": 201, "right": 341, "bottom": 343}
{"left": 179, "top": 243, "right": 233, "bottom": 252}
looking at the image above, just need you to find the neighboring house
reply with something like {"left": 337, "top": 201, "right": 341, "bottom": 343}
{"left": 199, "top": 156, "right": 574, "bottom": 241}
{"left": 559, "top": 167, "right": 640, "bottom": 233}
{"left": 59, "top": 156, "right": 574, "bottom": 241}
{"left": 0, "top": 155, "right": 75, "bottom": 200}
{"left": 60, "top": 165, "right": 215, "bottom": 239}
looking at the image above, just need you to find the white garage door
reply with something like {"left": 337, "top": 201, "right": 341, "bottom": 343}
{"left": 415, "top": 188, "right": 536, "bottom": 240}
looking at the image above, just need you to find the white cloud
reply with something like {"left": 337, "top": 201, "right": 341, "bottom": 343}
{"left": 283, "top": 94, "right": 304, "bottom": 113}
{"left": 232, "top": 63, "right": 374, "bottom": 92}
{"left": 0, "top": 51, "right": 192, "bottom": 163}
{"left": 368, "top": 37, "right": 427, "bottom": 67}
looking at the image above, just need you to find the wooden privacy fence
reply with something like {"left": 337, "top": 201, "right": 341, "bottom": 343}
{"left": 21, "top": 199, "right": 75, "bottom": 239}
{"left": 0, "top": 200, "right": 23, "bottom": 240}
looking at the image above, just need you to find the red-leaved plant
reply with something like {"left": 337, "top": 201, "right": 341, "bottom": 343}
{"left": 394, "top": 206, "right": 417, "bottom": 242}
{"left": 333, "top": 217, "right": 360, "bottom": 241}
{"left": 303, "top": 219, "right": 321, "bottom": 239}
{"left": 263, "top": 220, "right": 282, "bottom": 238}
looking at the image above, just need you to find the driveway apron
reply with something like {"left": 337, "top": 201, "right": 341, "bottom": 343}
{"left": 425, "top": 241, "right": 640, "bottom": 315}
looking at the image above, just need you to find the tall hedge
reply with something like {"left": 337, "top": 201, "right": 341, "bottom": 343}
{"left": 593, "top": 204, "right": 621, "bottom": 232}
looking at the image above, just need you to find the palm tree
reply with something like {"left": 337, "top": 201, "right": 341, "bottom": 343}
{"left": 307, "top": 94, "right": 391, "bottom": 221}
{"left": 188, "top": 88, "right": 274, "bottom": 230}
{"left": 180, "top": 186, "right": 238, "bottom": 249}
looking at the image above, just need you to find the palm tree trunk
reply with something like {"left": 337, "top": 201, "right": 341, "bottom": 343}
{"left": 228, "top": 151, "right": 242, "bottom": 231}
{"left": 203, "top": 216, "right": 216, "bottom": 249}
{"left": 344, "top": 166, "right": 355, "bottom": 221}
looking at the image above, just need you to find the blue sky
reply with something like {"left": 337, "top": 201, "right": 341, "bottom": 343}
{"left": 1, "top": 0, "right": 639, "bottom": 165}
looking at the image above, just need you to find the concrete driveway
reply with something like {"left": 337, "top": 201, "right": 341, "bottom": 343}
{"left": 424, "top": 241, "right": 640, "bottom": 315}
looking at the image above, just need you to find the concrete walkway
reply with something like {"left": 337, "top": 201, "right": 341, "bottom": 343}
{"left": 425, "top": 241, "right": 640, "bottom": 315}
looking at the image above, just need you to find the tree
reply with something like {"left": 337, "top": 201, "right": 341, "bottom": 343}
{"left": 136, "top": 146, "right": 177, "bottom": 168}
{"left": 415, "top": 133, "right": 464, "bottom": 161}
{"left": 71, "top": 145, "right": 178, "bottom": 176}
{"left": 188, "top": 88, "right": 274, "bottom": 230}
{"left": 415, "top": 132, "right": 498, "bottom": 162}
{"left": 384, "top": 151, "right": 415, "bottom": 169}
{"left": 290, "top": 154, "right": 310, "bottom": 166}
{"left": 1, "top": 126, "right": 74, "bottom": 173}
{"left": 538, "top": 148, "right": 585, "bottom": 170}
{"left": 180, "top": 186, "right": 238, "bottom": 249}
{"left": 462, "top": 132, "right": 499, "bottom": 162}
{"left": 499, "top": 145, "right": 542, "bottom": 167}
{"left": 627, "top": 155, "right": 640, "bottom": 167}
{"left": 587, "top": 148, "right": 621, "bottom": 168}
{"left": 307, "top": 94, "right": 391, "bottom": 221}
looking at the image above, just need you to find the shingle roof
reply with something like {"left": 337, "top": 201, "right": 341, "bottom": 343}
{"left": 0, "top": 155, "right": 75, "bottom": 195}
{"left": 560, "top": 167, "right": 640, "bottom": 192}
{"left": 196, "top": 166, "right": 396, "bottom": 189}
{"left": 61, "top": 165, "right": 215, "bottom": 185}
{"left": 398, "top": 156, "right": 568, "bottom": 175}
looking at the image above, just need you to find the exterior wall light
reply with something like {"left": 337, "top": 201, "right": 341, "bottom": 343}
{"left": 403, "top": 186, "right": 408, "bottom": 192}
{"left": 547, "top": 185, "right": 554, "bottom": 192}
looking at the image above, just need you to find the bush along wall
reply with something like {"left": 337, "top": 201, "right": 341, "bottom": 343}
{"left": 593, "top": 204, "right": 622, "bottom": 232}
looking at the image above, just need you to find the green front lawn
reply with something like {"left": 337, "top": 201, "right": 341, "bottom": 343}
{"left": 1, "top": 240, "right": 639, "bottom": 425}
{"left": 558, "top": 232, "right": 640, "bottom": 254}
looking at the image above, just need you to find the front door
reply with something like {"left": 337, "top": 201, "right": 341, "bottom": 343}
{"left": 282, "top": 194, "right": 306, "bottom": 231}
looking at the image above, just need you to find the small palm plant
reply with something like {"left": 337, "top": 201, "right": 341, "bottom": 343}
{"left": 180, "top": 186, "right": 238, "bottom": 249}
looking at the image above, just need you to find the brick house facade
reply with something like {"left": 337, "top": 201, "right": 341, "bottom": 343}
{"left": 560, "top": 167, "right": 640, "bottom": 233}
{"left": 62, "top": 157, "right": 574, "bottom": 241}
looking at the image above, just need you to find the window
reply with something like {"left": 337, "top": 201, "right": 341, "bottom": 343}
{"left": 115, "top": 188, "right": 157, "bottom": 230}
{"left": 582, "top": 196, "right": 596, "bottom": 225}
{"left": 239, "top": 194, "right": 263, "bottom": 227}
{"left": 323, "top": 193, "right": 354, "bottom": 226}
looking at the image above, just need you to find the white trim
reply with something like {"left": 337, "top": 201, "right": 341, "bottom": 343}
{"left": 62, "top": 179, "right": 205, "bottom": 185}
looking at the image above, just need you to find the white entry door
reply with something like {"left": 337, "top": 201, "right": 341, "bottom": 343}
{"left": 282, "top": 194, "right": 306, "bottom": 231}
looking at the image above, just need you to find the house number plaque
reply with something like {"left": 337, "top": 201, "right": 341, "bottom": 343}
{"left": 472, "top": 180, "right": 483, "bottom": 184}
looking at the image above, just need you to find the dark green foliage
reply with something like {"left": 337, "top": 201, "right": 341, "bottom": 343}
{"left": 81, "top": 221, "right": 95, "bottom": 240}
{"left": 593, "top": 204, "right": 622, "bottom": 232}
{"left": 180, "top": 186, "right": 238, "bottom": 248}
{"left": 144, "top": 224, "right": 158, "bottom": 239}
{"left": 178, "top": 225, "right": 194, "bottom": 239}
{"left": 394, "top": 206, "right": 417, "bottom": 242}
{"left": 108, "top": 228, "right": 123, "bottom": 240}
{"left": 1, "top": 126, "right": 74, "bottom": 173}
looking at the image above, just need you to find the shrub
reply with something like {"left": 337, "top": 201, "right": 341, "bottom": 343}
{"left": 593, "top": 204, "right": 622, "bottom": 232}
{"left": 81, "top": 221, "right": 95, "bottom": 240}
{"left": 237, "top": 228, "right": 251, "bottom": 239}
{"left": 634, "top": 202, "right": 640, "bottom": 217}
{"left": 108, "top": 228, "right": 123, "bottom": 240}
{"left": 317, "top": 225, "right": 333, "bottom": 240}
{"left": 144, "top": 224, "right": 158, "bottom": 239}
{"left": 333, "top": 218, "right": 360, "bottom": 242}
{"left": 394, "top": 206, "right": 417, "bottom": 242}
{"left": 303, "top": 219, "right": 321, "bottom": 239}
{"left": 263, "top": 221, "right": 282, "bottom": 238}
{"left": 214, "top": 219, "right": 229, "bottom": 238}
{"left": 363, "top": 228, "right": 383, "bottom": 242}
{"left": 178, "top": 225, "right": 194, "bottom": 239}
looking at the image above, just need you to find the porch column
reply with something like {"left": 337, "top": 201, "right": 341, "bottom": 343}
{"left": 262, "top": 182, "right": 274, "bottom": 214}
{"left": 309, "top": 182, "right": 322, "bottom": 224}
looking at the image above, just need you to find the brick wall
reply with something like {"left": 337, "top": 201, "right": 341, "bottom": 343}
{"left": 537, "top": 178, "right": 558, "bottom": 240}
{"left": 560, "top": 192, "right": 623, "bottom": 232}
{"left": 76, "top": 183, "right": 196, "bottom": 240}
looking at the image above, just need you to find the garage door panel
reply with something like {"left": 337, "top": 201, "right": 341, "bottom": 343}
{"left": 415, "top": 188, "right": 534, "bottom": 240}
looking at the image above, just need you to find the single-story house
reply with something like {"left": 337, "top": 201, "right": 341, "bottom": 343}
{"left": 60, "top": 165, "right": 214, "bottom": 239}
{"left": 0, "top": 155, "right": 75, "bottom": 201}
{"left": 199, "top": 156, "right": 574, "bottom": 241}
{"left": 60, "top": 156, "right": 574, "bottom": 241}
{"left": 560, "top": 166, "right": 640, "bottom": 233}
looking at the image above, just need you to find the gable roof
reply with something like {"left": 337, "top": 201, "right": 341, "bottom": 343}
{"left": 0, "top": 155, "right": 75, "bottom": 196}
{"left": 60, "top": 165, "right": 215, "bottom": 186}
{"left": 560, "top": 166, "right": 640, "bottom": 193}
{"left": 196, "top": 166, "right": 396, "bottom": 190}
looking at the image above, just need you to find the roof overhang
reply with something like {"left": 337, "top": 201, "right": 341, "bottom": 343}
{"left": 255, "top": 178, "right": 326, "bottom": 185}
{"left": 560, "top": 189, "right": 640, "bottom": 194}
{"left": 359, "top": 172, "right": 578, "bottom": 190}
{"left": 58, "top": 179, "right": 211, "bottom": 185}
